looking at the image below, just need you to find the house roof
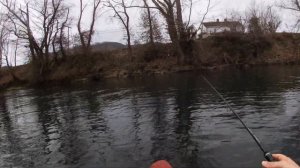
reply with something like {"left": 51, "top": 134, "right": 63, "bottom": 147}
{"left": 203, "top": 21, "right": 243, "bottom": 28}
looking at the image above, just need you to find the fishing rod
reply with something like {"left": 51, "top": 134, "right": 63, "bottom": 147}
{"left": 201, "top": 75, "right": 273, "bottom": 162}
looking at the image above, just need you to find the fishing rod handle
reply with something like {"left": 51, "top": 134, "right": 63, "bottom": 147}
{"left": 265, "top": 152, "right": 274, "bottom": 162}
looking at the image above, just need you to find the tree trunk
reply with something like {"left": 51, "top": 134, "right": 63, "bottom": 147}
{"left": 144, "top": 0, "right": 154, "bottom": 45}
{"left": 175, "top": 0, "right": 185, "bottom": 40}
{"left": 166, "top": 15, "right": 185, "bottom": 64}
{"left": 14, "top": 39, "right": 18, "bottom": 67}
{"left": 0, "top": 43, "right": 2, "bottom": 68}
{"left": 126, "top": 27, "right": 132, "bottom": 58}
{"left": 52, "top": 36, "right": 59, "bottom": 63}
{"left": 175, "top": 0, "right": 188, "bottom": 63}
{"left": 59, "top": 31, "right": 67, "bottom": 60}
{"left": 77, "top": 0, "right": 87, "bottom": 53}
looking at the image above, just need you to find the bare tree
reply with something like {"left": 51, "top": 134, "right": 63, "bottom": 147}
{"left": 53, "top": 8, "right": 70, "bottom": 61}
{"left": 106, "top": 0, "right": 132, "bottom": 57}
{"left": 175, "top": 0, "right": 185, "bottom": 40}
{"left": 126, "top": 0, "right": 212, "bottom": 63}
{"left": 2, "top": 34, "right": 11, "bottom": 68}
{"left": 279, "top": 0, "right": 300, "bottom": 30}
{"left": 77, "top": 0, "right": 102, "bottom": 55}
{"left": 0, "top": 13, "right": 9, "bottom": 68}
{"left": 0, "top": 12, "right": 20, "bottom": 79}
{"left": 0, "top": 0, "right": 70, "bottom": 75}
{"left": 279, "top": 0, "right": 300, "bottom": 11}
{"left": 143, "top": 0, "right": 154, "bottom": 45}
{"left": 151, "top": 0, "right": 186, "bottom": 63}
{"left": 139, "top": 0, "right": 162, "bottom": 45}
{"left": 246, "top": 3, "right": 281, "bottom": 34}
{"left": 226, "top": 10, "right": 246, "bottom": 26}
{"left": 1, "top": 0, "right": 37, "bottom": 61}
{"left": 13, "top": 38, "right": 18, "bottom": 66}
{"left": 150, "top": 0, "right": 212, "bottom": 63}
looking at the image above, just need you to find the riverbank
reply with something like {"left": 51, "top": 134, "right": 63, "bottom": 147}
{"left": 1, "top": 32, "right": 300, "bottom": 91}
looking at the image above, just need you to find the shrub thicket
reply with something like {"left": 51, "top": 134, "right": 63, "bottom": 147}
{"left": 199, "top": 32, "right": 273, "bottom": 65}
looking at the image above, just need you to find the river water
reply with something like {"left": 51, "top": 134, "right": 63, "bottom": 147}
{"left": 0, "top": 66, "right": 300, "bottom": 168}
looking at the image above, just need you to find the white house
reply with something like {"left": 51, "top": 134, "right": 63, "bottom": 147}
{"left": 202, "top": 19, "right": 244, "bottom": 37}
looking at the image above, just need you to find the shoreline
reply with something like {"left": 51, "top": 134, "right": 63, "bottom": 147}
{"left": 1, "top": 62, "right": 299, "bottom": 93}
{"left": 1, "top": 33, "right": 300, "bottom": 92}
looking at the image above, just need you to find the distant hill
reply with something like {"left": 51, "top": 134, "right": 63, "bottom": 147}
{"left": 92, "top": 42, "right": 126, "bottom": 51}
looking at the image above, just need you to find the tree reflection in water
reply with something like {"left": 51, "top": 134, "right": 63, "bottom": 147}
{"left": 0, "top": 65, "right": 299, "bottom": 168}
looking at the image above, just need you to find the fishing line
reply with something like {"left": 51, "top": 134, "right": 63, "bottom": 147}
{"left": 201, "top": 75, "right": 273, "bottom": 161}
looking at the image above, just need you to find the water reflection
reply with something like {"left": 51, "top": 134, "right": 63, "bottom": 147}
{"left": 0, "top": 65, "right": 299, "bottom": 168}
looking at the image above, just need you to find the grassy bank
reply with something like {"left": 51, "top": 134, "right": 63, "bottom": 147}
{"left": 1, "top": 33, "right": 300, "bottom": 90}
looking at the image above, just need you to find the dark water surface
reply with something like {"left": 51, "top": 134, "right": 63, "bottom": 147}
{"left": 0, "top": 66, "right": 300, "bottom": 168}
